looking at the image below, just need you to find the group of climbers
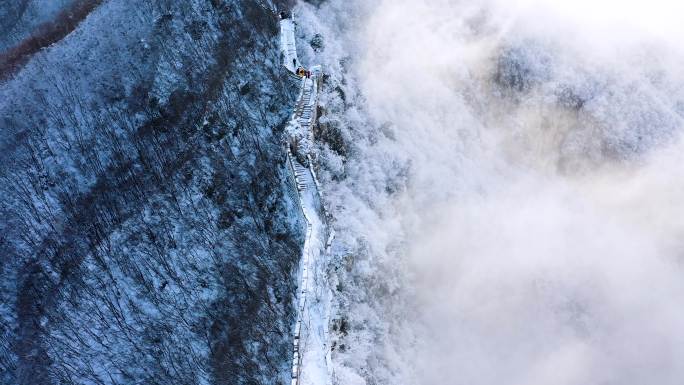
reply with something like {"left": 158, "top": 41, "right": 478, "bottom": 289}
{"left": 291, "top": 58, "right": 311, "bottom": 78}
{"left": 297, "top": 67, "right": 312, "bottom": 78}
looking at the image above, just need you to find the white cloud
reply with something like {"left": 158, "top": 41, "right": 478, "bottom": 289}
{"left": 304, "top": 0, "right": 684, "bottom": 383}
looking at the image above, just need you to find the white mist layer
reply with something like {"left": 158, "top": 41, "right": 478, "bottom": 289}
{"left": 302, "top": 0, "right": 684, "bottom": 384}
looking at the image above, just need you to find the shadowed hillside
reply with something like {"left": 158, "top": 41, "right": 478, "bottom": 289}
{"left": 0, "top": 1, "right": 303, "bottom": 384}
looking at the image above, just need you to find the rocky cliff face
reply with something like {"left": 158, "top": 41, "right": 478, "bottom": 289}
{"left": 0, "top": 1, "right": 302, "bottom": 384}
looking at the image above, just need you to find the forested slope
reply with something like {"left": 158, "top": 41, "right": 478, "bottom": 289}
{"left": 0, "top": 1, "right": 303, "bottom": 384}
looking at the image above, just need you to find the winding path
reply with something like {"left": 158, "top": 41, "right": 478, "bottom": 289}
{"left": 279, "top": 13, "right": 333, "bottom": 385}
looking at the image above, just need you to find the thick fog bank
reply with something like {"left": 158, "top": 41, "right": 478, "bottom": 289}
{"left": 302, "top": 0, "right": 684, "bottom": 384}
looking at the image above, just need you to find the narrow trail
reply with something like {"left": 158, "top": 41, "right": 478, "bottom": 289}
{"left": 279, "top": 13, "right": 334, "bottom": 385}
{"left": 280, "top": 17, "right": 300, "bottom": 73}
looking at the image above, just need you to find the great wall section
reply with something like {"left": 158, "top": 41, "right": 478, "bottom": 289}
{"left": 279, "top": 13, "right": 335, "bottom": 385}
